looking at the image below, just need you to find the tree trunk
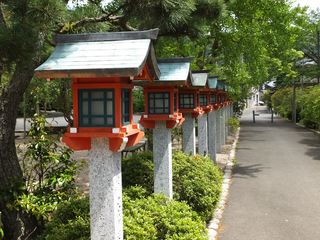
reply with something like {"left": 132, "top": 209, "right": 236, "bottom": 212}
{"left": 0, "top": 61, "right": 38, "bottom": 240}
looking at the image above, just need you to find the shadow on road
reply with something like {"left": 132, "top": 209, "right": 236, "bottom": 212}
{"left": 299, "top": 134, "right": 320, "bottom": 161}
{"left": 232, "top": 163, "right": 266, "bottom": 179}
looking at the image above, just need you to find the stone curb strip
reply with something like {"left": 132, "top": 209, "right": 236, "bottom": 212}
{"left": 207, "top": 127, "right": 240, "bottom": 240}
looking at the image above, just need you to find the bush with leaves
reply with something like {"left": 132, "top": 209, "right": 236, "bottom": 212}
{"left": 15, "top": 115, "right": 77, "bottom": 221}
{"left": 122, "top": 151, "right": 154, "bottom": 193}
{"left": 0, "top": 215, "right": 3, "bottom": 240}
{"left": 299, "top": 86, "right": 320, "bottom": 129}
{"left": 271, "top": 87, "right": 294, "bottom": 119}
{"left": 172, "top": 152, "right": 223, "bottom": 222}
{"left": 122, "top": 151, "right": 223, "bottom": 222}
{"left": 132, "top": 87, "right": 145, "bottom": 113}
{"left": 227, "top": 117, "right": 240, "bottom": 134}
{"left": 271, "top": 86, "right": 320, "bottom": 129}
{"left": 123, "top": 188, "right": 208, "bottom": 240}
{"left": 40, "top": 188, "right": 207, "bottom": 240}
{"left": 39, "top": 197, "right": 90, "bottom": 240}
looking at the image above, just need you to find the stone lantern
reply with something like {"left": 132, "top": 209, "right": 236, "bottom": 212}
{"left": 34, "top": 29, "right": 160, "bottom": 240}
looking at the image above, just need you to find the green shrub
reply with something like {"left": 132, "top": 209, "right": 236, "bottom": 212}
{"left": 122, "top": 151, "right": 223, "bottom": 222}
{"left": 16, "top": 115, "right": 77, "bottom": 221}
{"left": 227, "top": 117, "right": 240, "bottom": 134}
{"left": 40, "top": 188, "right": 208, "bottom": 240}
{"left": 172, "top": 152, "right": 223, "bottom": 222}
{"left": 271, "top": 87, "right": 294, "bottom": 119}
{"left": 272, "top": 86, "right": 320, "bottom": 129}
{"left": 122, "top": 151, "right": 154, "bottom": 193}
{"left": 124, "top": 191, "right": 208, "bottom": 240}
{"left": 299, "top": 86, "right": 320, "bottom": 129}
{"left": 39, "top": 197, "right": 90, "bottom": 240}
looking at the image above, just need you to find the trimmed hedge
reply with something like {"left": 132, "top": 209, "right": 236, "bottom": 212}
{"left": 272, "top": 86, "right": 320, "bottom": 129}
{"left": 40, "top": 188, "right": 208, "bottom": 240}
{"left": 41, "top": 151, "right": 222, "bottom": 239}
{"left": 39, "top": 198, "right": 90, "bottom": 240}
{"left": 122, "top": 151, "right": 223, "bottom": 222}
{"left": 123, "top": 187, "right": 208, "bottom": 240}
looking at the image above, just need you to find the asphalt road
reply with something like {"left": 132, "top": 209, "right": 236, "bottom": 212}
{"left": 218, "top": 106, "right": 320, "bottom": 240}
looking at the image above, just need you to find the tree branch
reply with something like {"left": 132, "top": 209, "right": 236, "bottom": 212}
{"left": 304, "top": 50, "right": 318, "bottom": 63}
{"left": 58, "top": 14, "right": 124, "bottom": 33}
{"left": 0, "top": 4, "right": 6, "bottom": 83}
{"left": 0, "top": 4, "right": 6, "bottom": 27}
{"left": 57, "top": 1, "right": 129, "bottom": 33}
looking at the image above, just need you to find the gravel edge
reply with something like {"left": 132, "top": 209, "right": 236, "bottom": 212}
{"left": 207, "top": 127, "right": 240, "bottom": 240}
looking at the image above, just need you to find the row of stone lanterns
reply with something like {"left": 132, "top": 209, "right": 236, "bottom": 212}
{"left": 34, "top": 29, "right": 233, "bottom": 240}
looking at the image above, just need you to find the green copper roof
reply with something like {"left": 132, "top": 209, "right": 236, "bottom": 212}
{"left": 157, "top": 58, "right": 192, "bottom": 83}
{"left": 191, "top": 71, "right": 208, "bottom": 87}
{"left": 34, "top": 29, "right": 160, "bottom": 79}
{"left": 208, "top": 76, "right": 218, "bottom": 89}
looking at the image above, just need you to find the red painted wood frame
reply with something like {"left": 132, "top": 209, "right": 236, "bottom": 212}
{"left": 139, "top": 86, "right": 184, "bottom": 129}
{"left": 62, "top": 77, "right": 144, "bottom": 152}
{"left": 198, "top": 88, "right": 212, "bottom": 113}
{"left": 178, "top": 89, "right": 204, "bottom": 118}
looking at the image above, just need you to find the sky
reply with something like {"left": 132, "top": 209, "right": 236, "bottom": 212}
{"left": 292, "top": 0, "right": 320, "bottom": 10}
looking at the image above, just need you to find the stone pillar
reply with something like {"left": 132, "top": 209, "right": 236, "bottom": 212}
{"left": 225, "top": 106, "right": 229, "bottom": 137}
{"left": 221, "top": 108, "right": 226, "bottom": 145}
{"left": 216, "top": 109, "right": 221, "bottom": 152}
{"left": 153, "top": 121, "right": 173, "bottom": 199}
{"left": 182, "top": 113, "right": 196, "bottom": 155}
{"left": 208, "top": 111, "right": 217, "bottom": 162}
{"left": 227, "top": 105, "right": 231, "bottom": 136}
{"left": 198, "top": 114, "right": 208, "bottom": 156}
{"left": 89, "top": 138, "right": 123, "bottom": 240}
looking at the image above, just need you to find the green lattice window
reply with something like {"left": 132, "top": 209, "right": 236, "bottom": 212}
{"left": 148, "top": 92, "right": 170, "bottom": 114}
{"left": 122, "top": 89, "right": 130, "bottom": 125}
{"left": 199, "top": 94, "right": 208, "bottom": 106}
{"left": 78, "top": 89, "right": 114, "bottom": 127}
{"left": 210, "top": 95, "right": 217, "bottom": 104}
{"left": 179, "top": 93, "right": 195, "bottom": 109}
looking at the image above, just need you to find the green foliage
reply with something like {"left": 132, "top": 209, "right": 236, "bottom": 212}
{"left": 228, "top": 117, "right": 240, "bottom": 134}
{"left": 218, "top": 1, "right": 306, "bottom": 99}
{"left": 172, "top": 152, "right": 223, "bottom": 222}
{"left": 261, "top": 90, "right": 272, "bottom": 109}
{"left": 16, "top": 115, "right": 77, "bottom": 220}
{"left": 124, "top": 192, "right": 208, "bottom": 240}
{"left": 122, "top": 151, "right": 223, "bottom": 222}
{"left": 39, "top": 197, "right": 90, "bottom": 240}
{"left": 271, "top": 87, "right": 294, "bottom": 119}
{"left": 19, "top": 78, "right": 73, "bottom": 119}
{"left": 122, "top": 151, "right": 154, "bottom": 193}
{"left": 40, "top": 190, "right": 208, "bottom": 240}
{"left": 271, "top": 86, "right": 320, "bottom": 129}
{"left": 132, "top": 87, "right": 144, "bottom": 113}
{"left": 0, "top": 214, "right": 3, "bottom": 240}
{"left": 299, "top": 86, "right": 320, "bottom": 129}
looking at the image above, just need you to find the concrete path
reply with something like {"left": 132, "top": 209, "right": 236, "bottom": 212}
{"left": 218, "top": 106, "right": 320, "bottom": 240}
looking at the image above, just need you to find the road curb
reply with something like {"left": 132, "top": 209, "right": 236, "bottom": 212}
{"left": 296, "top": 123, "right": 320, "bottom": 135}
{"left": 208, "top": 127, "right": 240, "bottom": 240}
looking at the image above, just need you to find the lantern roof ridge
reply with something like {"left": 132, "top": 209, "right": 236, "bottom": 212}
{"left": 192, "top": 70, "right": 210, "bottom": 73}
{"left": 54, "top": 28, "right": 160, "bottom": 44}
{"left": 191, "top": 71, "right": 209, "bottom": 87}
{"left": 155, "top": 58, "right": 192, "bottom": 84}
{"left": 208, "top": 76, "right": 218, "bottom": 89}
{"left": 35, "top": 29, "right": 160, "bottom": 79}
{"left": 157, "top": 57, "right": 193, "bottom": 63}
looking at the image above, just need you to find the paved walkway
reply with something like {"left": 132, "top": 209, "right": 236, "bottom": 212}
{"left": 218, "top": 106, "right": 320, "bottom": 240}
